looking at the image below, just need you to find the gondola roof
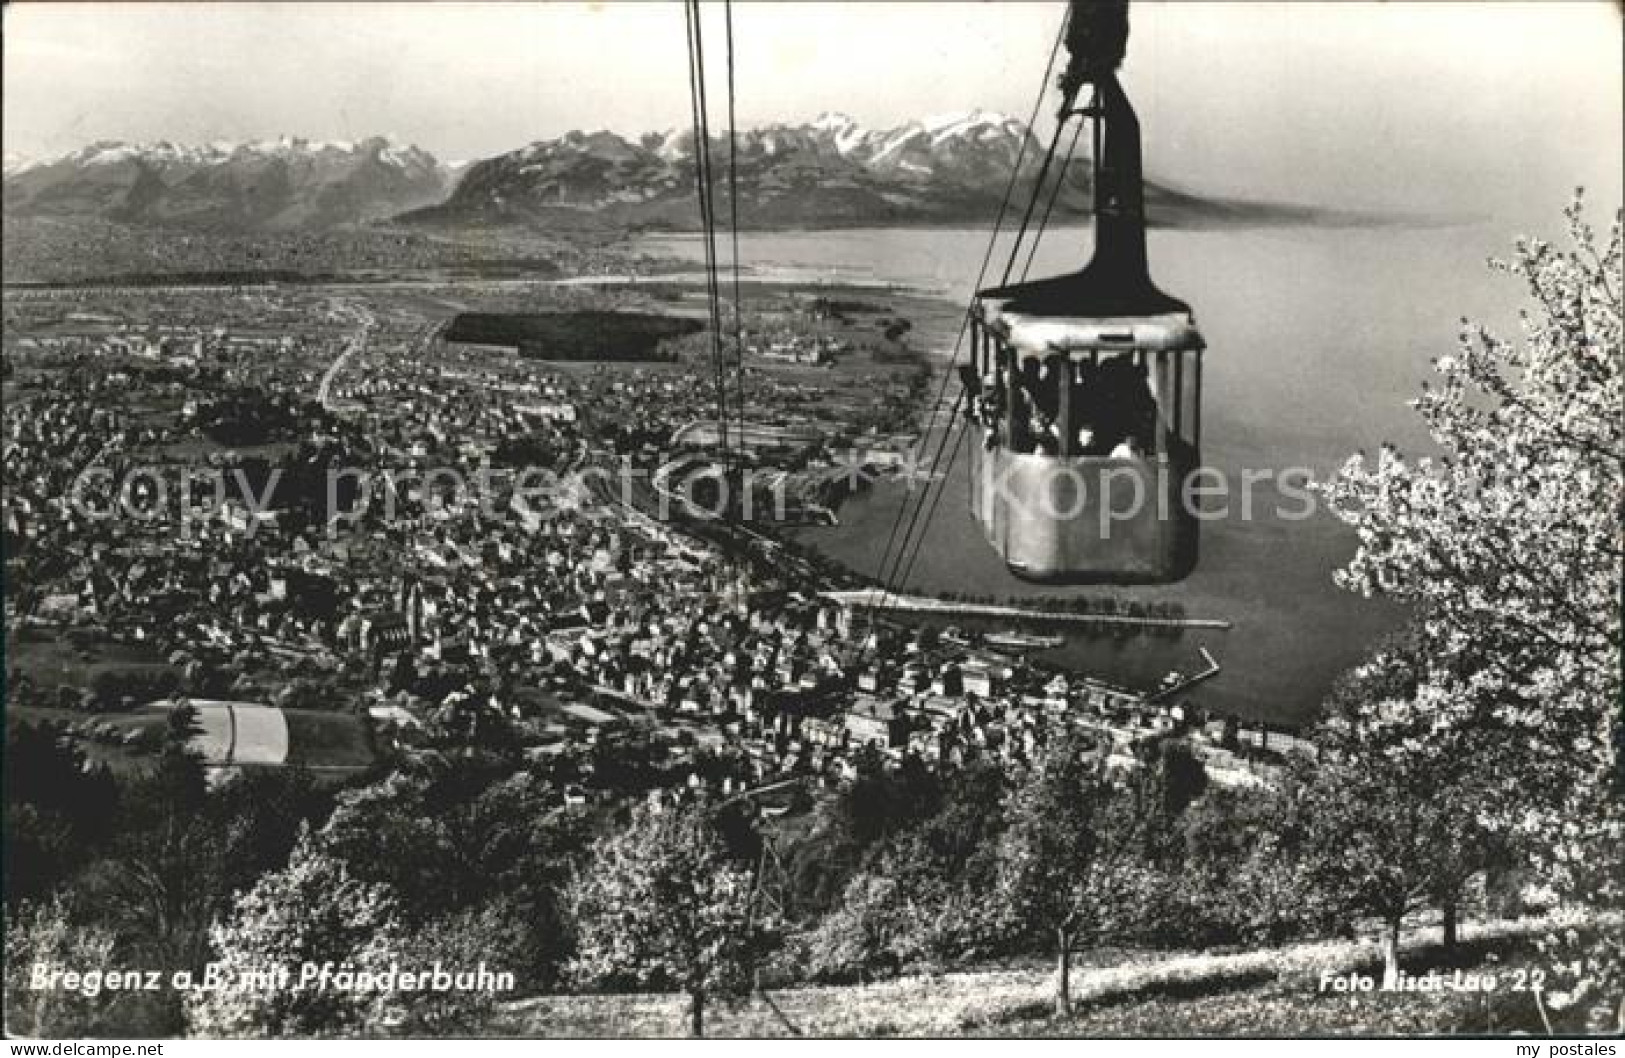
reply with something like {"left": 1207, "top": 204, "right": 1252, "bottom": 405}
{"left": 977, "top": 261, "right": 1190, "bottom": 319}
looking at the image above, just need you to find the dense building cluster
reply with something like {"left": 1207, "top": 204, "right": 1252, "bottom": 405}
{"left": 3, "top": 281, "right": 1296, "bottom": 804}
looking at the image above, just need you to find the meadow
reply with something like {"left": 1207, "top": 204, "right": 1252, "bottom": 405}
{"left": 443, "top": 310, "right": 701, "bottom": 361}
{"left": 496, "top": 915, "right": 1572, "bottom": 1038}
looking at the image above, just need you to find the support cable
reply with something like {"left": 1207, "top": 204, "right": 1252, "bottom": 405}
{"left": 1021, "top": 116, "right": 1086, "bottom": 283}
{"left": 865, "top": 10, "right": 1069, "bottom": 598}
{"left": 685, "top": 0, "right": 732, "bottom": 470}
{"left": 884, "top": 112, "right": 1075, "bottom": 602}
{"left": 725, "top": 0, "right": 748, "bottom": 460}
{"left": 886, "top": 41, "right": 1095, "bottom": 614}
{"left": 889, "top": 116, "right": 1087, "bottom": 594}
{"left": 851, "top": 8, "right": 1071, "bottom": 672}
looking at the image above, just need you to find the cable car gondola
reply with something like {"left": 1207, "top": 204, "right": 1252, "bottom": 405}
{"left": 962, "top": 0, "right": 1204, "bottom": 583}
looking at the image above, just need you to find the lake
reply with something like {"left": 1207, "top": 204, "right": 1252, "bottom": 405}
{"left": 640, "top": 220, "right": 1532, "bottom": 725}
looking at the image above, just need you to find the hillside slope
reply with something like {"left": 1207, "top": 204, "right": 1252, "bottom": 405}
{"left": 495, "top": 916, "right": 1572, "bottom": 1037}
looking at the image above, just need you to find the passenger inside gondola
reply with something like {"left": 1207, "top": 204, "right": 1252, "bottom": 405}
{"left": 963, "top": 350, "right": 1160, "bottom": 458}
{"left": 961, "top": 364, "right": 1008, "bottom": 451}
{"left": 1071, "top": 353, "right": 1156, "bottom": 457}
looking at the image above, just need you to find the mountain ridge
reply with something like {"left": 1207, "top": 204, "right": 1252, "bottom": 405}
{"left": 3, "top": 135, "right": 454, "bottom": 232}
{"left": 408, "top": 110, "right": 1338, "bottom": 231}
{"left": 406, "top": 110, "right": 1088, "bottom": 231}
{"left": 4, "top": 115, "right": 1347, "bottom": 234}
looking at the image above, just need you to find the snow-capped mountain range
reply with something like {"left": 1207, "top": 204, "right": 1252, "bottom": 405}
{"left": 408, "top": 110, "right": 1104, "bottom": 230}
{"left": 4, "top": 113, "right": 1272, "bottom": 232}
{"left": 3, "top": 136, "right": 453, "bottom": 232}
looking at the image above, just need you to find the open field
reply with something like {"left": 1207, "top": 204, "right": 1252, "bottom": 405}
{"left": 191, "top": 703, "right": 373, "bottom": 773}
{"left": 1010, "top": 963, "right": 1549, "bottom": 1037}
{"left": 495, "top": 915, "right": 1579, "bottom": 1038}
{"left": 148, "top": 432, "right": 300, "bottom": 462}
{"left": 443, "top": 310, "right": 701, "bottom": 361}
{"left": 282, "top": 708, "right": 375, "bottom": 770}
{"left": 5, "top": 629, "right": 175, "bottom": 689}
{"left": 8, "top": 698, "right": 374, "bottom": 776}
{"left": 188, "top": 701, "right": 289, "bottom": 766}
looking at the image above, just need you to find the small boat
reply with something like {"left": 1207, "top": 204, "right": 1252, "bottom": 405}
{"left": 984, "top": 630, "right": 1066, "bottom": 651}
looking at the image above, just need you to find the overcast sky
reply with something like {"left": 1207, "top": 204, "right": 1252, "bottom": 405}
{"left": 4, "top": 1, "right": 1620, "bottom": 218}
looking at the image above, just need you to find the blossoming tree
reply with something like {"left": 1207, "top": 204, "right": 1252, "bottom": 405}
{"left": 1323, "top": 196, "right": 1622, "bottom": 1031}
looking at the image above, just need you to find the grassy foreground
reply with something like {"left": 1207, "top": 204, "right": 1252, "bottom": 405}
{"left": 494, "top": 916, "right": 1573, "bottom": 1038}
